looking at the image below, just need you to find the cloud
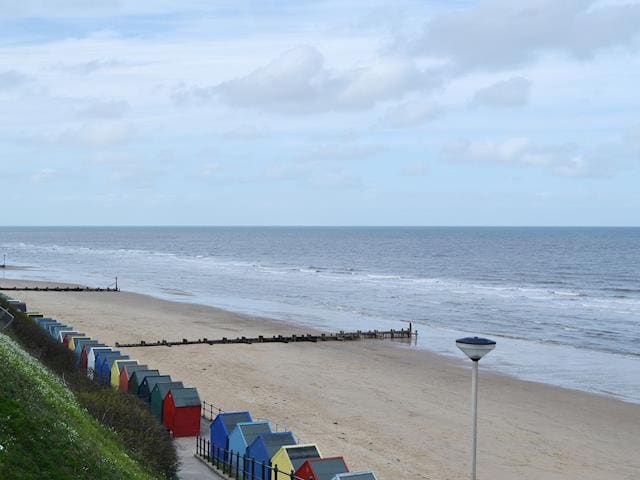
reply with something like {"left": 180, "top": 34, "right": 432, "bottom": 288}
{"left": 52, "top": 60, "right": 128, "bottom": 75}
{"left": 381, "top": 101, "right": 443, "bottom": 128}
{"left": 442, "top": 137, "right": 623, "bottom": 177}
{"left": 77, "top": 100, "right": 129, "bottom": 119}
{"left": 57, "top": 122, "right": 133, "bottom": 147}
{"left": 173, "top": 46, "right": 440, "bottom": 113}
{"left": 405, "top": 0, "right": 640, "bottom": 72}
{"left": 0, "top": 70, "right": 30, "bottom": 90}
{"left": 30, "top": 168, "right": 57, "bottom": 184}
{"left": 401, "top": 161, "right": 429, "bottom": 176}
{"left": 470, "top": 76, "right": 531, "bottom": 108}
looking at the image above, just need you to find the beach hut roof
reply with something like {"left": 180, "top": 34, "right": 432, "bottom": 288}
{"left": 259, "top": 432, "right": 297, "bottom": 458}
{"left": 220, "top": 412, "right": 252, "bottom": 432}
{"left": 130, "top": 368, "right": 159, "bottom": 384}
{"left": 283, "top": 444, "right": 321, "bottom": 468}
{"left": 124, "top": 364, "right": 148, "bottom": 375}
{"left": 144, "top": 375, "right": 172, "bottom": 391}
{"left": 153, "top": 381, "right": 184, "bottom": 399}
{"left": 170, "top": 387, "right": 200, "bottom": 407}
{"left": 331, "top": 472, "right": 378, "bottom": 480}
{"left": 302, "top": 458, "right": 349, "bottom": 480}
{"left": 237, "top": 421, "right": 272, "bottom": 446}
{"left": 115, "top": 360, "right": 137, "bottom": 371}
{"left": 106, "top": 353, "right": 128, "bottom": 368}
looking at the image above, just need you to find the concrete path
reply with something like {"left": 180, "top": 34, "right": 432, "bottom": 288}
{"left": 176, "top": 417, "right": 222, "bottom": 480}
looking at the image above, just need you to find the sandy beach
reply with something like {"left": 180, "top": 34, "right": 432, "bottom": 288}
{"left": 7, "top": 279, "right": 640, "bottom": 480}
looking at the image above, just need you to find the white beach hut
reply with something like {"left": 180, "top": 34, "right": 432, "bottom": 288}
{"left": 87, "top": 346, "right": 112, "bottom": 379}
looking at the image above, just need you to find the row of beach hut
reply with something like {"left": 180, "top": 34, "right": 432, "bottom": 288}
{"left": 27, "top": 311, "right": 202, "bottom": 437}
{"left": 209, "top": 411, "right": 378, "bottom": 480}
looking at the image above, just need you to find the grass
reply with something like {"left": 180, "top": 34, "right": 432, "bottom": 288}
{"left": 0, "top": 297, "right": 178, "bottom": 478}
{"left": 0, "top": 333, "right": 159, "bottom": 479}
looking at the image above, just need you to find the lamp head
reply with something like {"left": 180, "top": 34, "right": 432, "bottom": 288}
{"left": 456, "top": 336, "right": 496, "bottom": 361}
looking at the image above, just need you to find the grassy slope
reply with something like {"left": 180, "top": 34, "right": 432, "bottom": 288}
{"left": 0, "top": 333, "right": 159, "bottom": 480}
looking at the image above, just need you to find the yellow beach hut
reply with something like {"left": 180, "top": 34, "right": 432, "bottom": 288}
{"left": 68, "top": 335, "right": 90, "bottom": 352}
{"left": 67, "top": 334, "right": 89, "bottom": 352}
{"left": 111, "top": 359, "right": 138, "bottom": 388}
{"left": 271, "top": 444, "right": 321, "bottom": 480}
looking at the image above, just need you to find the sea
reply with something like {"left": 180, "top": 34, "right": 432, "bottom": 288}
{"left": 1, "top": 226, "right": 639, "bottom": 404}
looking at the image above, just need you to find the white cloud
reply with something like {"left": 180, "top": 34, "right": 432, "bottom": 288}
{"left": 57, "top": 122, "right": 133, "bottom": 147}
{"left": 381, "top": 101, "right": 443, "bottom": 128}
{"left": 442, "top": 135, "right": 638, "bottom": 178}
{"left": 470, "top": 76, "right": 531, "bottom": 108}
{"left": 401, "top": 161, "right": 429, "bottom": 176}
{"left": 0, "top": 70, "right": 30, "bottom": 90}
{"left": 77, "top": 100, "right": 129, "bottom": 119}
{"left": 405, "top": 0, "right": 640, "bottom": 72}
{"left": 174, "top": 46, "right": 439, "bottom": 113}
{"left": 30, "top": 168, "right": 57, "bottom": 184}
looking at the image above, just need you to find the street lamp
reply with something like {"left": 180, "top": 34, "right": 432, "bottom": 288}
{"left": 456, "top": 336, "right": 496, "bottom": 480}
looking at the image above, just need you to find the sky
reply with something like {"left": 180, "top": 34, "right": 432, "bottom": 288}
{"left": 1, "top": 0, "right": 639, "bottom": 226}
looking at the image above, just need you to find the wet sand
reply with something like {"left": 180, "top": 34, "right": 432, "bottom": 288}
{"left": 8, "top": 279, "right": 640, "bottom": 480}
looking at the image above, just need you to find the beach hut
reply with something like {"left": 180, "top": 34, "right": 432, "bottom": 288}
{"left": 7, "top": 299, "right": 27, "bottom": 312}
{"left": 87, "top": 346, "right": 111, "bottom": 378}
{"left": 58, "top": 328, "right": 78, "bottom": 342}
{"left": 50, "top": 324, "right": 72, "bottom": 340}
{"left": 211, "top": 411, "right": 253, "bottom": 461}
{"left": 162, "top": 387, "right": 201, "bottom": 437}
{"left": 63, "top": 331, "right": 84, "bottom": 347}
{"left": 94, "top": 350, "right": 120, "bottom": 384}
{"left": 81, "top": 343, "right": 105, "bottom": 371}
{"left": 98, "top": 352, "right": 128, "bottom": 385}
{"left": 128, "top": 368, "right": 160, "bottom": 394}
{"left": 68, "top": 335, "right": 90, "bottom": 352}
{"left": 74, "top": 339, "right": 97, "bottom": 366}
{"left": 38, "top": 319, "right": 57, "bottom": 331}
{"left": 27, "top": 312, "right": 43, "bottom": 320}
{"left": 228, "top": 421, "right": 272, "bottom": 474}
{"left": 43, "top": 321, "right": 61, "bottom": 335}
{"left": 228, "top": 421, "right": 272, "bottom": 454}
{"left": 331, "top": 472, "right": 378, "bottom": 480}
{"left": 34, "top": 317, "right": 53, "bottom": 327}
{"left": 45, "top": 320, "right": 65, "bottom": 338}
{"left": 150, "top": 382, "right": 184, "bottom": 423}
{"left": 111, "top": 359, "right": 137, "bottom": 389}
{"left": 245, "top": 432, "right": 297, "bottom": 480}
{"left": 138, "top": 374, "right": 172, "bottom": 403}
{"left": 67, "top": 335, "right": 89, "bottom": 352}
{"left": 295, "top": 457, "right": 349, "bottom": 480}
{"left": 120, "top": 364, "right": 148, "bottom": 392}
{"left": 271, "top": 444, "right": 321, "bottom": 480}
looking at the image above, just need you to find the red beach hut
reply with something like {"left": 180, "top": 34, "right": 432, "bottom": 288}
{"left": 119, "top": 364, "right": 148, "bottom": 392}
{"left": 162, "top": 387, "right": 201, "bottom": 437}
{"left": 295, "top": 457, "right": 349, "bottom": 480}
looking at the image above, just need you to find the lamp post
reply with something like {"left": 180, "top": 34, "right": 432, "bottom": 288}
{"left": 456, "top": 336, "right": 496, "bottom": 480}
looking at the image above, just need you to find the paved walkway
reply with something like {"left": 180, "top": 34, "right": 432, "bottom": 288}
{"left": 176, "top": 418, "right": 222, "bottom": 480}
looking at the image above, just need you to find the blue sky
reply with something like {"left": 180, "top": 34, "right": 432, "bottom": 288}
{"left": 1, "top": 0, "right": 639, "bottom": 226}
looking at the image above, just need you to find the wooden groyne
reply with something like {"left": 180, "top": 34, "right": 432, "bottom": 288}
{"left": 0, "top": 286, "right": 119, "bottom": 292}
{"left": 115, "top": 326, "right": 417, "bottom": 348}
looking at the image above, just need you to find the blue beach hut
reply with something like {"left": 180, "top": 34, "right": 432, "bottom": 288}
{"left": 44, "top": 321, "right": 61, "bottom": 335}
{"left": 245, "top": 432, "right": 297, "bottom": 480}
{"left": 38, "top": 319, "right": 58, "bottom": 332}
{"left": 228, "top": 421, "right": 273, "bottom": 457}
{"left": 228, "top": 421, "right": 272, "bottom": 474}
{"left": 34, "top": 317, "right": 53, "bottom": 327}
{"left": 99, "top": 353, "right": 129, "bottom": 385}
{"left": 210, "top": 411, "right": 253, "bottom": 461}
{"left": 93, "top": 349, "right": 118, "bottom": 383}
{"left": 50, "top": 324, "right": 72, "bottom": 340}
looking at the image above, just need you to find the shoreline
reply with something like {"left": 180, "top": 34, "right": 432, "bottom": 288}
{"left": 5, "top": 278, "right": 640, "bottom": 479}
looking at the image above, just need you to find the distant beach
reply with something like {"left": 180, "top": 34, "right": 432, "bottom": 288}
{"left": 8, "top": 278, "right": 640, "bottom": 480}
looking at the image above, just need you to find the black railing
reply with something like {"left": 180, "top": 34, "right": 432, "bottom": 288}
{"left": 201, "top": 400, "right": 223, "bottom": 421}
{"left": 196, "top": 436, "right": 305, "bottom": 480}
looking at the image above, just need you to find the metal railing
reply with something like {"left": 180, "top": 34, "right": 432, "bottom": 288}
{"left": 196, "top": 436, "right": 305, "bottom": 480}
{"left": 201, "top": 400, "right": 292, "bottom": 435}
